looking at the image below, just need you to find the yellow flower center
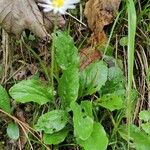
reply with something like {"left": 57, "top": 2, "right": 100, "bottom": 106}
{"left": 52, "top": 0, "right": 64, "bottom": 8}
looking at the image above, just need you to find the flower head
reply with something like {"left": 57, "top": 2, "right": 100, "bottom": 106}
{"left": 38, "top": 0, "right": 80, "bottom": 14}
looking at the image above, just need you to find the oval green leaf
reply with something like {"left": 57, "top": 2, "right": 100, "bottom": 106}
{"left": 79, "top": 61, "right": 108, "bottom": 97}
{"left": 119, "top": 36, "right": 128, "bottom": 47}
{"left": 9, "top": 79, "right": 53, "bottom": 105}
{"left": 43, "top": 129, "right": 68, "bottom": 145}
{"left": 71, "top": 102, "right": 94, "bottom": 140}
{"left": 0, "top": 85, "right": 11, "bottom": 113}
{"left": 141, "top": 123, "right": 150, "bottom": 135}
{"left": 139, "top": 110, "right": 150, "bottom": 122}
{"left": 98, "top": 93, "right": 124, "bottom": 111}
{"left": 77, "top": 122, "right": 108, "bottom": 150}
{"left": 54, "top": 31, "right": 79, "bottom": 70}
{"left": 7, "top": 122, "right": 19, "bottom": 140}
{"left": 130, "top": 125, "right": 150, "bottom": 150}
{"left": 35, "top": 110, "right": 69, "bottom": 134}
{"left": 119, "top": 125, "right": 150, "bottom": 150}
{"left": 58, "top": 66, "right": 79, "bottom": 110}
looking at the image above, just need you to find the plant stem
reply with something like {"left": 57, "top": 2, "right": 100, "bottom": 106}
{"left": 22, "top": 40, "right": 51, "bottom": 82}
{"left": 50, "top": 17, "right": 57, "bottom": 89}
{"left": 53, "top": 145, "right": 59, "bottom": 150}
{"left": 51, "top": 37, "right": 54, "bottom": 88}
{"left": 103, "top": 11, "right": 121, "bottom": 58}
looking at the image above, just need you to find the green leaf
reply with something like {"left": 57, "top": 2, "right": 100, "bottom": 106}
{"left": 71, "top": 102, "right": 94, "bottom": 140}
{"left": 97, "top": 93, "right": 124, "bottom": 111}
{"left": 54, "top": 31, "right": 79, "bottom": 70}
{"left": 80, "top": 101, "right": 93, "bottom": 119}
{"left": 43, "top": 129, "right": 68, "bottom": 145}
{"left": 79, "top": 61, "right": 108, "bottom": 97}
{"left": 141, "top": 123, "right": 150, "bottom": 135}
{"left": 108, "top": 66, "right": 124, "bottom": 81}
{"left": 119, "top": 125, "right": 150, "bottom": 150}
{"left": 100, "top": 66, "right": 125, "bottom": 98}
{"left": 9, "top": 79, "right": 53, "bottom": 105}
{"left": 58, "top": 66, "right": 79, "bottom": 110}
{"left": 118, "top": 125, "right": 133, "bottom": 143}
{"left": 35, "top": 110, "right": 69, "bottom": 134}
{"left": 146, "top": 67, "right": 150, "bottom": 83}
{"left": 7, "top": 122, "right": 19, "bottom": 140}
{"left": 119, "top": 36, "right": 128, "bottom": 47}
{"left": 130, "top": 125, "right": 150, "bottom": 150}
{"left": 100, "top": 45, "right": 114, "bottom": 56}
{"left": 139, "top": 110, "right": 150, "bottom": 122}
{"left": 28, "top": 34, "right": 36, "bottom": 41}
{"left": 0, "top": 85, "right": 11, "bottom": 113}
{"left": 0, "top": 65, "right": 3, "bottom": 78}
{"left": 77, "top": 122, "right": 108, "bottom": 150}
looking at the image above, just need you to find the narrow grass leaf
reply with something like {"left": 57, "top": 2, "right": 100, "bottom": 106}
{"left": 127, "top": 0, "right": 137, "bottom": 146}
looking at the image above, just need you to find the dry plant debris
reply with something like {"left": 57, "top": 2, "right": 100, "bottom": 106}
{"left": 80, "top": 0, "right": 121, "bottom": 69}
{"left": 0, "top": 0, "right": 65, "bottom": 39}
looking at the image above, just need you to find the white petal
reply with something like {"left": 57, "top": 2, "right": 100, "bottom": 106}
{"left": 43, "top": 0, "right": 51, "bottom": 4}
{"left": 40, "top": 0, "right": 80, "bottom": 14}
{"left": 59, "top": 9, "right": 66, "bottom": 14}
{"left": 43, "top": 8, "right": 53, "bottom": 12}
{"left": 65, "top": 0, "right": 80, "bottom": 4}
{"left": 38, "top": 3, "right": 49, "bottom": 8}
{"left": 53, "top": 8, "right": 59, "bottom": 14}
{"left": 67, "top": 5, "right": 76, "bottom": 9}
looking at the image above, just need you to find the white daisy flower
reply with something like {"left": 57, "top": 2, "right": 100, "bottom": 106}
{"left": 38, "top": 0, "right": 80, "bottom": 14}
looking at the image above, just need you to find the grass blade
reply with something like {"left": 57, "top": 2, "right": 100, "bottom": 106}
{"left": 127, "top": 0, "right": 137, "bottom": 149}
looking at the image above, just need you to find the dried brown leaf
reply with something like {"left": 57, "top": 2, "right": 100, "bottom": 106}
{"left": 81, "top": 0, "right": 121, "bottom": 69}
{"left": 0, "top": 0, "right": 65, "bottom": 39}
{"left": 84, "top": 0, "right": 121, "bottom": 45}
{"left": 80, "top": 47, "right": 102, "bottom": 70}
{"left": 84, "top": 0, "right": 121, "bottom": 33}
